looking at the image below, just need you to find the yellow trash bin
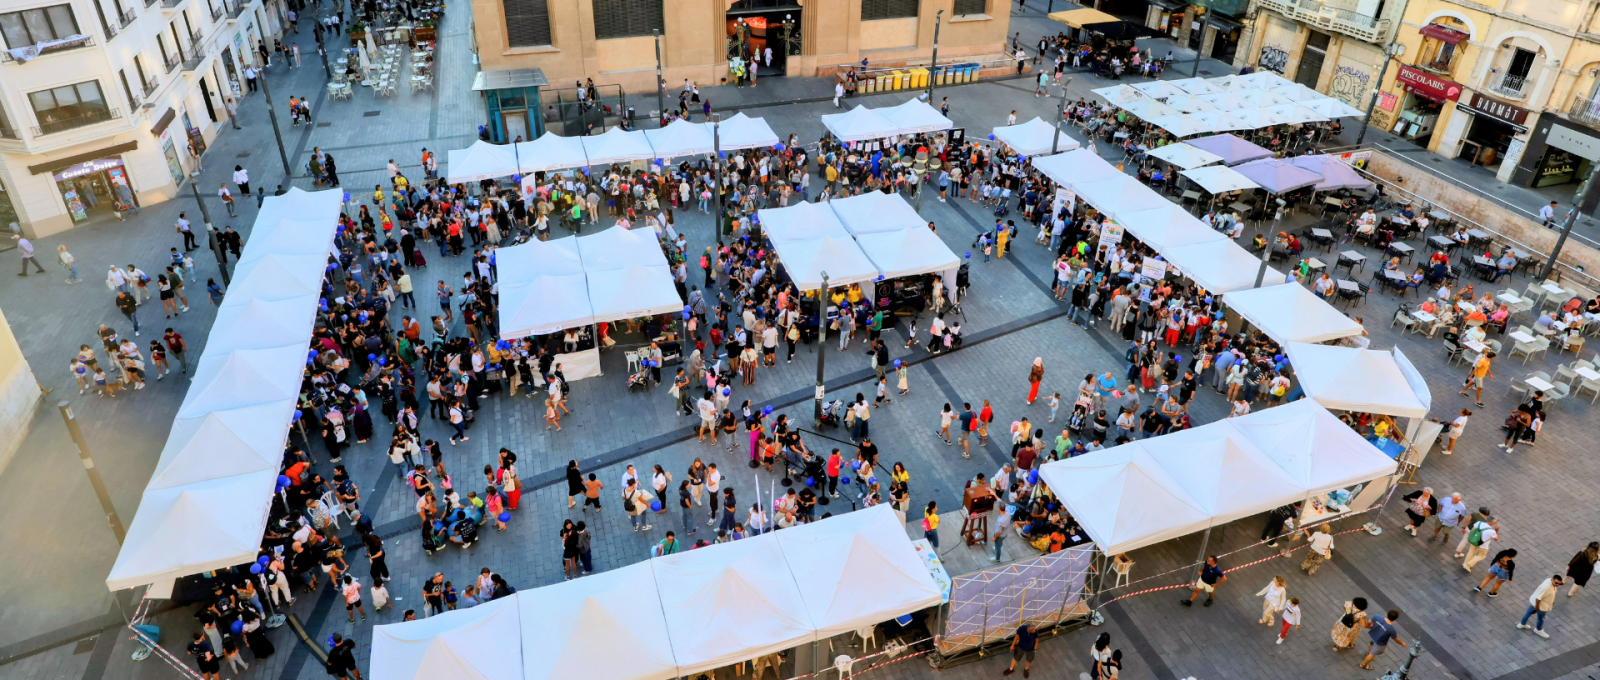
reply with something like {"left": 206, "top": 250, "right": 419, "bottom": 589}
{"left": 891, "top": 70, "right": 904, "bottom": 89}
{"left": 918, "top": 68, "right": 931, "bottom": 88}
{"left": 934, "top": 68, "right": 945, "bottom": 86}
{"left": 876, "top": 75, "right": 888, "bottom": 91}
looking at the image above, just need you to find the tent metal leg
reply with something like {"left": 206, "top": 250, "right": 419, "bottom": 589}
{"left": 1190, "top": 526, "right": 1213, "bottom": 586}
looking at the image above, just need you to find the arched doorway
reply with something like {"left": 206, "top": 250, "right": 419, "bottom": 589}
{"left": 727, "top": 0, "right": 803, "bottom": 76}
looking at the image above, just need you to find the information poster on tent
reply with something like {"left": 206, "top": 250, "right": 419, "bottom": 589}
{"left": 1052, "top": 187, "right": 1074, "bottom": 216}
{"left": 1097, "top": 220, "right": 1124, "bottom": 251}
{"left": 1140, "top": 258, "right": 1169, "bottom": 280}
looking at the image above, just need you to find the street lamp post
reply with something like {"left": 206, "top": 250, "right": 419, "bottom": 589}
{"left": 814, "top": 272, "right": 829, "bottom": 427}
{"left": 713, "top": 114, "right": 726, "bottom": 235}
{"left": 653, "top": 29, "right": 666, "bottom": 124}
{"left": 1191, "top": 14, "right": 1209, "bottom": 78}
{"left": 1358, "top": 43, "right": 1404, "bottom": 145}
{"left": 60, "top": 402, "right": 126, "bottom": 545}
{"left": 1052, "top": 76, "right": 1074, "bottom": 154}
{"left": 255, "top": 61, "right": 294, "bottom": 180}
{"left": 927, "top": 9, "right": 944, "bottom": 103}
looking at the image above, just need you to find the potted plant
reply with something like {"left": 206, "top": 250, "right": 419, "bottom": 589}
{"left": 347, "top": 21, "right": 367, "bottom": 41}
{"left": 413, "top": 19, "right": 436, "bottom": 41}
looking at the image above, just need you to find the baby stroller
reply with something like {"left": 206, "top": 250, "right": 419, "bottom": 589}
{"left": 627, "top": 368, "right": 651, "bottom": 392}
{"left": 818, "top": 399, "right": 846, "bottom": 428}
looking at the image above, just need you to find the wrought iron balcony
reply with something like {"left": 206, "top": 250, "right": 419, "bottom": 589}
{"left": 1567, "top": 94, "right": 1600, "bottom": 128}
{"left": 1255, "top": 0, "right": 1389, "bottom": 43}
{"left": 163, "top": 50, "right": 180, "bottom": 73}
{"left": 142, "top": 74, "right": 159, "bottom": 97}
{"left": 226, "top": 0, "right": 244, "bottom": 18}
{"left": 1487, "top": 73, "right": 1528, "bottom": 100}
{"left": 209, "top": 2, "right": 223, "bottom": 21}
{"left": 32, "top": 107, "right": 122, "bottom": 135}
{"left": 181, "top": 44, "right": 204, "bottom": 70}
{"left": 161, "top": 0, "right": 184, "bottom": 8}
{"left": 117, "top": 6, "right": 137, "bottom": 28}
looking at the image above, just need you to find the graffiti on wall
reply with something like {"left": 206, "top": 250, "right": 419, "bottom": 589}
{"left": 1259, "top": 46, "right": 1289, "bottom": 74}
{"left": 1330, "top": 65, "right": 1371, "bottom": 107}
{"left": 1368, "top": 106, "right": 1394, "bottom": 132}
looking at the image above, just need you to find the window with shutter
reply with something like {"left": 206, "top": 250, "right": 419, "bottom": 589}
{"left": 862, "top": 0, "right": 918, "bottom": 20}
{"left": 591, "top": 0, "right": 664, "bottom": 40}
{"left": 503, "top": 0, "right": 552, "bottom": 47}
{"left": 953, "top": 0, "right": 987, "bottom": 16}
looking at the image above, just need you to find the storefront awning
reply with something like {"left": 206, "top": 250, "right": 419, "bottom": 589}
{"left": 1418, "top": 23, "right": 1468, "bottom": 44}
{"left": 1049, "top": 8, "right": 1118, "bottom": 28}
{"left": 1395, "top": 65, "right": 1462, "bottom": 103}
{"left": 27, "top": 141, "right": 139, "bottom": 175}
{"left": 151, "top": 108, "right": 176, "bottom": 136}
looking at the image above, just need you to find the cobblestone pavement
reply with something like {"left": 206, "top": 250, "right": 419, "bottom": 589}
{"left": 4, "top": 2, "right": 1600, "bottom": 680}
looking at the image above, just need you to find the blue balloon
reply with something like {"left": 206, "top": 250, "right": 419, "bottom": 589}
{"left": 650, "top": 500, "right": 662, "bottom": 512}
{"left": 307, "top": 358, "right": 316, "bottom": 366}
{"left": 293, "top": 410, "right": 303, "bottom": 421}
{"left": 840, "top": 476, "right": 852, "bottom": 485}
{"left": 762, "top": 405, "right": 774, "bottom": 415}
{"left": 987, "top": 134, "right": 996, "bottom": 140}
{"left": 805, "top": 477, "right": 816, "bottom": 487}
{"left": 277, "top": 475, "right": 291, "bottom": 488}
{"left": 250, "top": 563, "right": 264, "bottom": 574}
{"left": 308, "top": 350, "right": 319, "bottom": 359}
{"left": 867, "top": 476, "right": 877, "bottom": 485}
{"left": 512, "top": 174, "right": 522, "bottom": 184}
{"left": 231, "top": 620, "right": 245, "bottom": 634}
{"left": 498, "top": 512, "right": 511, "bottom": 522}
{"left": 773, "top": 143, "right": 786, "bottom": 151}
{"left": 377, "top": 357, "right": 388, "bottom": 366}
{"left": 893, "top": 359, "right": 903, "bottom": 368}
{"left": 965, "top": 252, "right": 972, "bottom": 258}
{"left": 851, "top": 460, "right": 862, "bottom": 470}
{"left": 368, "top": 354, "right": 378, "bottom": 361}
{"left": 258, "top": 555, "right": 271, "bottom": 566}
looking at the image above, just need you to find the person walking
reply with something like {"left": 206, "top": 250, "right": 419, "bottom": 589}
{"left": 1567, "top": 542, "right": 1598, "bottom": 598}
{"left": 1431, "top": 492, "right": 1467, "bottom": 541}
{"left": 1331, "top": 598, "right": 1369, "bottom": 651}
{"left": 1357, "top": 610, "right": 1406, "bottom": 670}
{"left": 1026, "top": 357, "right": 1045, "bottom": 405}
{"left": 57, "top": 244, "right": 79, "bottom": 283}
{"left": 1499, "top": 406, "right": 1532, "bottom": 453}
{"left": 1255, "top": 576, "right": 1288, "bottom": 626}
{"left": 937, "top": 403, "right": 954, "bottom": 445}
{"left": 1276, "top": 598, "right": 1301, "bottom": 644}
{"left": 175, "top": 213, "right": 198, "bottom": 251}
{"left": 1458, "top": 350, "right": 1494, "bottom": 406}
{"left": 1401, "top": 487, "right": 1437, "bottom": 536}
{"left": 1302, "top": 525, "right": 1334, "bottom": 575}
{"left": 14, "top": 237, "right": 45, "bottom": 276}
{"left": 116, "top": 291, "right": 141, "bottom": 336}
{"left": 233, "top": 165, "right": 251, "bottom": 197}
{"left": 1463, "top": 518, "right": 1499, "bottom": 572}
{"left": 565, "top": 461, "right": 584, "bottom": 508}
{"left": 1474, "top": 548, "right": 1517, "bottom": 597}
{"left": 219, "top": 183, "right": 236, "bottom": 217}
{"left": 922, "top": 501, "right": 940, "bottom": 549}
{"left": 1518, "top": 575, "right": 1562, "bottom": 638}
{"left": 1001, "top": 623, "right": 1038, "bottom": 677}
{"left": 1443, "top": 408, "right": 1470, "bottom": 454}
{"left": 1181, "top": 556, "right": 1226, "bottom": 607}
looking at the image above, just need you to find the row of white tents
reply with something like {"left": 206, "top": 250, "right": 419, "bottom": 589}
{"left": 820, "top": 98, "right": 954, "bottom": 142}
{"left": 1090, "top": 70, "right": 1366, "bottom": 140}
{"left": 371, "top": 505, "right": 940, "bottom": 680}
{"left": 761, "top": 191, "right": 960, "bottom": 300}
{"left": 447, "top": 114, "right": 782, "bottom": 183}
{"left": 106, "top": 188, "right": 344, "bottom": 592}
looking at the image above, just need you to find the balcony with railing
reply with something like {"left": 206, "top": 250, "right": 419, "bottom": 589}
{"left": 188, "top": 27, "right": 203, "bottom": 46}
{"left": 161, "top": 0, "right": 185, "bottom": 9}
{"left": 0, "top": 35, "right": 96, "bottom": 62}
{"left": 1487, "top": 73, "right": 1529, "bottom": 100}
{"left": 181, "top": 44, "right": 205, "bottom": 70}
{"left": 117, "top": 6, "right": 137, "bottom": 28}
{"left": 142, "top": 74, "right": 159, "bottom": 97}
{"left": 162, "top": 50, "right": 179, "bottom": 73}
{"left": 226, "top": 0, "right": 244, "bottom": 18}
{"left": 209, "top": 2, "right": 223, "bottom": 21}
{"left": 32, "top": 107, "right": 121, "bottom": 135}
{"left": 1567, "top": 93, "right": 1600, "bottom": 128}
{"left": 1256, "top": 0, "right": 1390, "bottom": 43}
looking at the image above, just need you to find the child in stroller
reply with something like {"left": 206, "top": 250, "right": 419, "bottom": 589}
{"left": 817, "top": 399, "right": 846, "bottom": 428}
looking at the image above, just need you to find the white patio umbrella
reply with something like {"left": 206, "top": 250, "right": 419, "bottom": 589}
{"left": 1168, "top": 77, "right": 1224, "bottom": 95}
{"left": 1122, "top": 98, "right": 1181, "bottom": 120}
{"left": 1147, "top": 142, "right": 1224, "bottom": 170}
{"left": 1266, "top": 83, "right": 1328, "bottom": 102}
{"left": 1229, "top": 107, "right": 1292, "bottom": 128}
{"left": 1150, "top": 114, "right": 1215, "bottom": 138}
{"left": 1302, "top": 97, "right": 1366, "bottom": 118}
{"left": 1180, "top": 165, "right": 1261, "bottom": 194}
{"left": 1231, "top": 87, "right": 1294, "bottom": 108}
{"left": 1263, "top": 103, "right": 1329, "bottom": 125}
{"left": 1184, "top": 110, "right": 1253, "bottom": 132}
{"left": 357, "top": 41, "right": 371, "bottom": 81}
{"left": 365, "top": 31, "right": 379, "bottom": 67}
{"left": 1132, "top": 81, "right": 1185, "bottom": 99}
{"left": 1196, "top": 92, "right": 1254, "bottom": 112}
{"left": 1091, "top": 84, "right": 1150, "bottom": 106}
{"left": 1237, "top": 71, "right": 1296, "bottom": 89}
{"left": 1165, "top": 93, "right": 1219, "bottom": 113}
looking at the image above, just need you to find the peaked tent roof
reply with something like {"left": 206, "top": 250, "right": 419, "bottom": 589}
{"left": 1091, "top": 84, "right": 1151, "bottom": 106}
{"left": 515, "top": 132, "right": 590, "bottom": 173}
{"left": 587, "top": 264, "right": 685, "bottom": 323}
{"left": 1031, "top": 148, "right": 1122, "bottom": 191}
{"left": 239, "top": 218, "right": 339, "bottom": 260}
{"left": 1162, "top": 238, "right": 1286, "bottom": 293}
{"left": 644, "top": 118, "right": 716, "bottom": 158}
{"left": 147, "top": 402, "right": 293, "bottom": 491}
{"left": 1184, "top": 133, "right": 1274, "bottom": 166}
{"left": 1233, "top": 158, "right": 1325, "bottom": 194}
{"left": 1287, "top": 154, "right": 1373, "bottom": 191}
{"left": 1180, "top": 164, "right": 1261, "bottom": 194}
{"left": 1131, "top": 80, "right": 1184, "bottom": 98}
{"left": 1146, "top": 142, "right": 1224, "bottom": 170}
{"left": 1228, "top": 106, "right": 1291, "bottom": 128}
{"left": 206, "top": 297, "right": 317, "bottom": 354}
{"left": 580, "top": 126, "right": 656, "bottom": 166}
{"left": 1168, "top": 77, "right": 1224, "bottom": 95}
{"left": 717, "top": 113, "right": 781, "bottom": 150}
{"left": 821, "top": 105, "right": 900, "bottom": 142}
{"left": 1227, "top": 399, "right": 1399, "bottom": 494}
{"left": 1263, "top": 103, "right": 1329, "bottom": 124}
{"left": 828, "top": 190, "right": 927, "bottom": 235}
{"left": 496, "top": 235, "right": 586, "bottom": 277}
{"left": 1148, "top": 114, "right": 1214, "bottom": 138}
{"left": 1182, "top": 110, "right": 1252, "bottom": 133}
{"left": 447, "top": 140, "right": 519, "bottom": 183}
{"left": 178, "top": 345, "right": 307, "bottom": 418}
{"left": 992, "top": 116, "right": 1079, "bottom": 156}
{"left": 1223, "top": 282, "right": 1365, "bottom": 344}
{"left": 853, "top": 223, "right": 961, "bottom": 280}
{"left": 1036, "top": 447, "right": 1213, "bottom": 555}
{"left": 758, "top": 201, "right": 853, "bottom": 243}
{"left": 1283, "top": 343, "right": 1429, "bottom": 418}
{"left": 221, "top": 254, "right": 328, "bottom": 304}
{"left": 774, "top": 506, "right": 942, "bottom": 639}
{"left": 1137, "top": 426, "right": 1308, "bottom": 523}
{"left": 577, "top": 225, "right": 670, "bottom": 270}
{"left": 1165, "top": 93, "right": 1220, "bottom": 113}
{"left": 105, "top": 470, "right": 281, "bottom": 591}
{"left": 498, "top": 273, "right": 594, "bottom": 337}
{"left": 1116, "top": 204, "right": 1227, "bottom": 250}
{"left": 1073, "top": 174, "right": 1163, "bottom": 220}
{"left": 882, "top": 98, "right": 954, "bottom": 135}
{"left": 518, "top": 563, "right": 678, "bottom": 680}
{"left": 370, "top": 596, "right": 524, "bottom": 680}
{"left": 1302, "top": 97, "right": 1366, "bottom": 118}
{"left": 1237, "top": 70, "right": 1297, "bottom": 89}
{"left": 772, "top": 235, "right": 879, "bottom": 290}
{"left": 653, "top": 537, "right": 816, "bottom": 676}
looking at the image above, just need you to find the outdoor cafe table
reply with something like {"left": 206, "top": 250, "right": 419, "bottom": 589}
{"left": 1526, "top": 376, "right": 1555, "bottom": 392}
{"left": 1428, "top": 235, "right": 1454, "bottom": 251}
{"left": 1577, "top": 366, "right": 1600, "bottom": 382}
{"left": 1339, "top": 250, "right": 1365, "bottom": 271}
{"left": 1463, "top": 339, "right": 1487, "bottom": 354}
{"left": 1411, "top": 309, "right": 1436, "bottom": 324}
{"left": 1497, "top": 292, "right": 1522, "bottom": 305}
{"left": 1388, "top": 242, "right": 1415, "bottom": 262}
{"left": 1509, "top": 330, "right": 1537, "bottom": 344}
{"left": 1541, "top": 282, "right": 1566, "bottom": 297}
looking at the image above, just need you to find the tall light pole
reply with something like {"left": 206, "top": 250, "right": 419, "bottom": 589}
{"left": 1190, "top": 13, "right": 1209, "bottom": 78}
{"left": 653, "top": 28, "right": 666, "bottom": 124}
{"left": 1541, "top": 166, "right": 1600, "bottom": 280}
{"left": 927, "top": 9, "right": 944, "bottom": 102}
{"left": 1052, "top": 76, "right": 1074, "bottom": 154}
{"left": 813, "top": 272, "right": 829, "bottom": 427}
{"left": 1358, "top": 42, "right": 1404, "bottom": 145}
{"left": 713, "top": 113, "right": 726, "bottom": 235}
{"left": 60, "top": 402, "right": 126, "bottom": 545}
{"left": 255, "top": 63, "right": 294, "bottom": 179}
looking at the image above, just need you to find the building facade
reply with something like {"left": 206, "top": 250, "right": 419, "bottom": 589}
{"left": 0, "top": 0, "right": 291, "bottom": 237}
{"left": 471, "top": 0, "right": 1013, "bottom": 141}
{"left": 0, "top": 307, "right": 39, "bottom": 474}
{"left": 1366, "top": 0, "right": 1600, "bottom": 208}
{"left": 1228, "top": 0, "right": 1407, "bottom": 114}
{"left": 1132, "top": 0, "right": 1252, "bottom": 68}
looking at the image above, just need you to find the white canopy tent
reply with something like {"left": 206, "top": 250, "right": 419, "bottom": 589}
{"left": 515, "top": 132, "right": 590, "bottom": 173}
{"left": 1032, "top": 148, "right": 1121, "bottom": 191}
{"left": 717, "top": 113, "right": 781, "bottom": 150}
{"left": 1073, "top": 175, "right": 1163, "bottom": 220}
{"left": 446, "top": 140, "right": 518, "bottom": 183}
{"left": 882, "top": 98, "right": 954, "bottom": 134}
{"left": 774, "top": 505, "right": 945, "bottom": 638}
{"left": 1146, "top": 142, "right": 1223, "bottom": 170}
{"left": 519, "top": 563, "right": 678, "bottom": 680}
{"left": 771, "top": 235, "right": 879, "bottom": 291}
{"left": 1180, "top": 165, "right": 1261, "bottom": 194}
{"left": 577, "top": 224, "right": 671, "bottom": 270}
{"left": 371, "top": 596, "right": 523, "bottom": 680}
{"left": 587, "top": 263, "right": 687, "bottom": 322}
{"left": 1131, "top": 80, "right": 1184, "bottom": 99}
{"left": 759, "top": 201, "right": 853, "bottom": 243}
{"left": 1038, "top": 401, "right": 1398, "bottom": 555}
{"left": 1090, "top": 84, "right": 1149, "bottom": 106}
{"left": 854, "top": 223, "right": 961, "bottom": 280}
{"left": 1263, "top": 103, "right": 1329, "bottom": 124}
{"left": 1164, "top": 93, "right": 1220, "bottom": 113}
{"left": 645, "top": 118, "right": 716, "bottom": 158}
{"left": 1116, "top": 204, "right": 1227, "bottom": 250}
{"left": 580, "top": 126, "right": 657, "bottom": 166}
{"left": 821, "top": 105, "right": 900, "bottom": 142}
{"left": 1182, "top": 110, "right": 1252, "bottom": 133}
{"left": 493, "top": 238, "right": 594, "bottom": 337}
{"left": 1168, "top": 77, "right": 1223, "bottom": 95}
{"left": 1282, "top": 343, "right": 1430, "bottom": 419}
{"left": 106, "top": 189, "right": 342, "bottom": 592}
{"left": 1148, "top": 114, "right": 1213, "bottom": 138}
{"left": 1223, "top": 283, "right": 1364, "bottom": 344}
{"left": 992, "top": 117, "right": 1080, "bottom": 156}
{"left": 828, "top": 190, "right": 927, "bottom": 235}
{"left": 1163, "top": 239, "right": 1286, "bottom": 293}
{"left": 1302, "top": 97, "right": 1366, "bottom": 118}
